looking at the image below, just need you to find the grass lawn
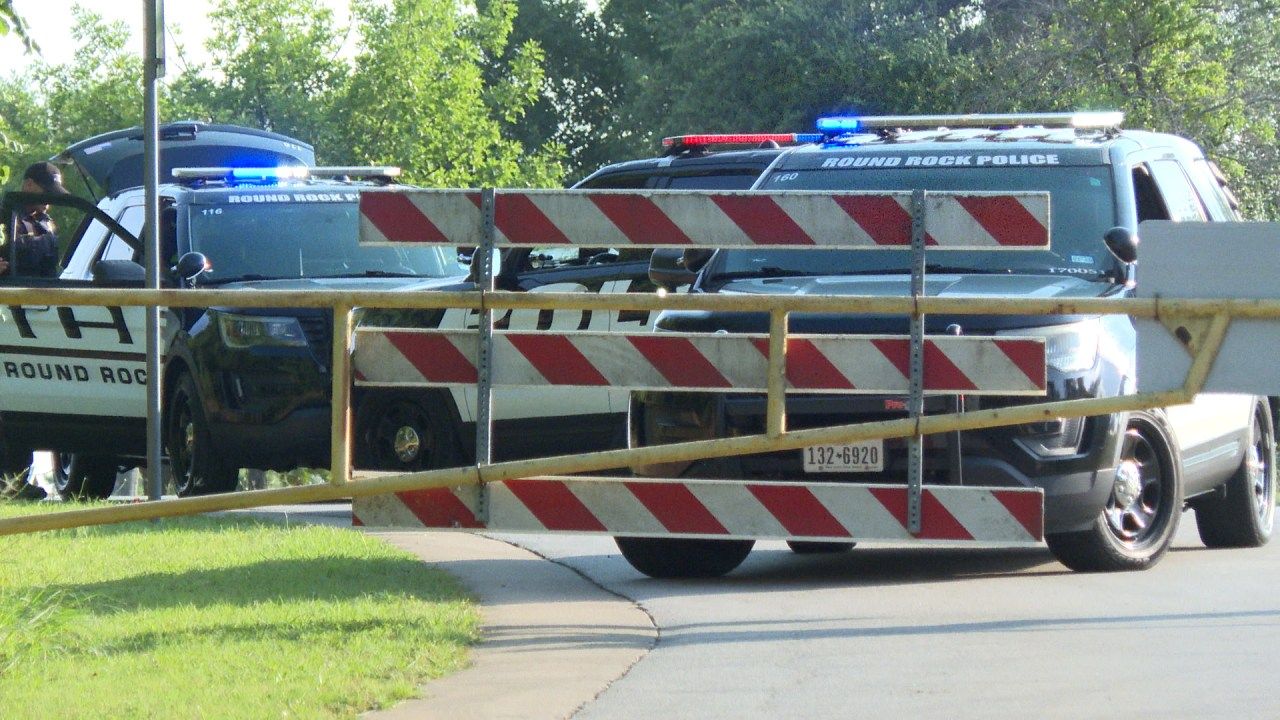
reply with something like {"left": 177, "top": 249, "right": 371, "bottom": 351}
{"left": 0, "top": 503, "right": 479, "bottom": 719}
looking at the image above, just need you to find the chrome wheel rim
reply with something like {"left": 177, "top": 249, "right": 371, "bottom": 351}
{"left": 1106, "top": 427, "right": 1165, "bottom": 546}
{"left": 1250, "top": 406, "right": 1274, "bottom": 527}
{"left": 393, "top": 425, "right": 422, "bottom": 463}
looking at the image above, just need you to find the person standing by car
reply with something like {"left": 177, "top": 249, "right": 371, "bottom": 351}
{"left": 1, "top": 161, "right": 69, "bottom": 277}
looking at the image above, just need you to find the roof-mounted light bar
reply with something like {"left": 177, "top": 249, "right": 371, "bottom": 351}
{"left": 171, "top": 165, "right": 402, "bottom": 182}
{"left": 817, "top": 112, "right": 1124, "bottom": 133}
{"left": 661, "top": 133, "right": 824, "bottom": 149}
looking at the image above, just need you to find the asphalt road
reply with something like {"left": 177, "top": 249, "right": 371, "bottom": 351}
{"left": 255, "top": 504, "right": 1280, "bottom": 720}
{"left": 499, "top": 516, "right": 1280, "bottom": 720}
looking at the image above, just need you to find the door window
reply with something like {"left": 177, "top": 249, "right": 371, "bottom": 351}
{"left": 1147, "top": 160, "right": 1207, "bottom": 222}
{"left": 100, "top": 206, "right": 144, "bottom": 262}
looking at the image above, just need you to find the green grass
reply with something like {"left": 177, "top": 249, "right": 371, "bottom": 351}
{"left": 0, "top": 504, "right": 479, "bottom": 719}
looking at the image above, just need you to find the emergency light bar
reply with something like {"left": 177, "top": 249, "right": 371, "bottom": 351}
{"left": 661, "top": 133, "right": 824, "bottom": 149}
{"left": 172, "top": 166, "right": 402, "bottom": 182}
{"left": 817, "top": 112, "right": 1124, "bottom": 133}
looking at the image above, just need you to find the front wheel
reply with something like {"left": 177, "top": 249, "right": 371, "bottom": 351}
{"left": 54, "top": 454, "right": 119, "bottom": 500}
{"left": 1046, "top": 410, "right": 1182, "bottom": 572}
{"left": 354, "top": 391, "right": 461, "bottom": 471}
{"left": 615, "top": 536, "right": 754, "bottom": 578}
{"left": 1195, "top": 399, "right": 1276, "bottom": 548}
{"left": 166, "top": 373, "right": 239, "bottom": 496}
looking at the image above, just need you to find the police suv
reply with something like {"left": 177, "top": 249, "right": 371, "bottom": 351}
{"left": 618, "top": 112, "right": 1275, "bottom": 575}
{"left": 0, "top": 123, "right": 464, "bottom": 497}
{"left": 352, "top": 160, "right": 772, "bottom": 471}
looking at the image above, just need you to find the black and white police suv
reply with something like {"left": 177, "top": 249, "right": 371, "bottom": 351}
{"left": 621, "top": 112, "right": 1276, "bottom": 573}
{"left": 0, "top": 122, "right": 465, "bottom": 498}
{"left": 352, "top": 157, "right": 774, "bottom": 471}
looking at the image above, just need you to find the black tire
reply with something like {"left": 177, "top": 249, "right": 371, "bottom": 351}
{"left": 55, "top": 454, "right": 118, "bottom": 500}
{"left": 615, "top": 536, "right": 754, "bottom": 578}
{"left": 354, "top": 391, "right": 461, "bottom": 471}
{"left": 166, "top": 373, "right": 238, "bottom": 496}
{"left": 786, "top": 541, "right": 856, "bottom": 554}
{"left": 1046, "top": 410, "right": 1182, "bottom": 572}
{"left": 1195, "top": 399, "right": 1276, "bottom": 548}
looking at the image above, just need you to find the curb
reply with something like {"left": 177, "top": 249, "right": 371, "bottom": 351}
{"left": 362, "top": 531, "right": 655, "bottom": 720}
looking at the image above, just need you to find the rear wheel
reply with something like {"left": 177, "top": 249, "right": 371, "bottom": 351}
{"left": 1046, "top": 410, "right": 1182, "bottom": 572}
{"left": 54, "top": 454, "right": 119, "bottom": 500}
{"left": 1195, "top": 399, "right": 1276, "bottom": 548}
{"left": 167, "top": 373, "right": 239, "bottom": 496}
{"left": 354, "top": 391, "right": 461, "bottom": 471}
{"left": 615, "top": 536, "right": 754, "bottom": 578}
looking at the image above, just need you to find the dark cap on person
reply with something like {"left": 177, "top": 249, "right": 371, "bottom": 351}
{"left": 22, "top": 161, "right": 68, "bottom": 195}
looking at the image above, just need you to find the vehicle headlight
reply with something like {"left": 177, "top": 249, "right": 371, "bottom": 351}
{"left": 1002, "top": 319, "right": 1100, "bottom": 374}
{"left": 217, "top": 313, "right": 308, "bottom": 348}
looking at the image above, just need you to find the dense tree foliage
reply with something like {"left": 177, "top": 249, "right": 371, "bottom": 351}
{"left": 0, "top": 0, "right": 562, "bottom": 190}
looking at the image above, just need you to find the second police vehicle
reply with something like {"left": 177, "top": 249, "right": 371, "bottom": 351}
{"left": 0, "top": 123, "right": 465, "bottom": 497}
{"left": 599, "top": 112, "right": 1275, "bottom": 576}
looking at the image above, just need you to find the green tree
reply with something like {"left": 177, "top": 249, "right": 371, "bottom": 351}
{"left": 338, "top": 0, "right": 562, "bottom": 187}
{"left": 0, "top": 8, "right": 143, "bottom": 194}
{"left": 964, "top": 0, "right": 1280, "bottom": 218}
{"left": 603, "top": 1, "right": 973, "bottom": 150}
{"left": 0, "top": 0, "right": 35, "bottom": 53}
{"left": 193, "top": 0, "right": 350, "bottom": 157}
{"left": 492, "top": 0, "right": 631, "bottom": 179}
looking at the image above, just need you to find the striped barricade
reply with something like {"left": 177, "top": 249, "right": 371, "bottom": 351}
{"left": 351, "top": 187, "right": 1050, "bottom": 543}
{"left": 353, "top": 477, "right": 1044, "bottom": 544}
{"left": 353, "top": 329, "right": 1047, "bottom": 395}
{"left": 358, "top": 189, "right": 1050, "bottom": 249}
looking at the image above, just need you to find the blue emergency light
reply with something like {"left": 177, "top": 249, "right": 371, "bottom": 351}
{"left": 816, "top": 116, "right": 862, "bottom": 133}
{"left": 229, "top": 166, "right": 309, "bottom": 182}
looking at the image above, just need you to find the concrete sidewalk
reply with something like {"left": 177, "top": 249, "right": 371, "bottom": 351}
{"left": 234, "top": 505, "right": 655, "bottom": 719}
{"left": 362, "top": 531, "right": 654, "bottom": 720}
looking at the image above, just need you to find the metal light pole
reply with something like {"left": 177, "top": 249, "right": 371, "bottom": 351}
{"left": 143, "top": 0, "right": 165, "bottom": 500}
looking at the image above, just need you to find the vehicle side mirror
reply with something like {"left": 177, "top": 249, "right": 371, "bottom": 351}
{"left": 174, "top": 251, "right": 211, "bottom": 282}
{"left": 92, "top": 259, "right": 146, "bottom": 287}
{"left": 1104, "top": 227, "right": 1138, "bottom": 264}
{"left": 649, "top": 248, "right": 708, "bottom": 290}
{"left": 457, "top": 247, "right": 473, "bottom": 267}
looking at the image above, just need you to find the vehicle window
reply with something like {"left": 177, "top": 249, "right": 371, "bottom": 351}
{"left": 667, "top": 171, "right": 761, "bottom": 190}
{"left": 101, "top": 206, "right": 143, "bottom": 262}
{"left": 1185, "top": 159, "right": 1237, "bottom": 221}
{"left": 1147, "top": 160, "right": 1207, "bottom": 222}
{"left": 580, "top": 173, "right": 655, "bottom": 189}
{"left": 1132, "top": 166, "right": 1168, "bottom": 223}
{"left": 188, "top": 197, "right": 458, "bottom": 283}
{"left": 713, "top": 164, "right": 1118, "bottom": 280}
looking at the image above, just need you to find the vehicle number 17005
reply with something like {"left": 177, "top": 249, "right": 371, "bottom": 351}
{"left": 802, "top": 440, "right": 884, "bottom": 473}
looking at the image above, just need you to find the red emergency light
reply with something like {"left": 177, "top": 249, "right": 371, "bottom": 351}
{"left": 661, "top": 133, "right": 824, "bottom": 149}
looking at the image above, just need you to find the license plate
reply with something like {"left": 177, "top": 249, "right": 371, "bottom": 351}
{"left": 802, "top": 440, "right": 884, "bottom": 473}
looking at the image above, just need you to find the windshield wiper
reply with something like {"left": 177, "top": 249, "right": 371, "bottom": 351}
{"left": 335, "top": 270, "right": 423, "bottom": 278}
{"left": 713, "top": 266, "right": 893, "bottom": 280}
{"left": 922, "top": 264, "right": 1000, "bottom": 274}
{"left": 200, "top": 273, "right": 287, "bottom": 285}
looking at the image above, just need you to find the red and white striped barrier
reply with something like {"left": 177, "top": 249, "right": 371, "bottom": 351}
{"left": 354, "top": 329, "right": 1047, "bottom": 395}
{"left": 358, "top": 189, "right": 1051, "bottom": 250}
{"left": 352, "top": 477, "right": 1044, "bottom": 543}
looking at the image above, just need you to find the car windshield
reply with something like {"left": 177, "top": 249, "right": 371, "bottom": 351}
{"left": 710, "top": 164, "right": 1118, "bottom": 281}
{"left": 187, "top": 196, "right": 458, "bottom": 282}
